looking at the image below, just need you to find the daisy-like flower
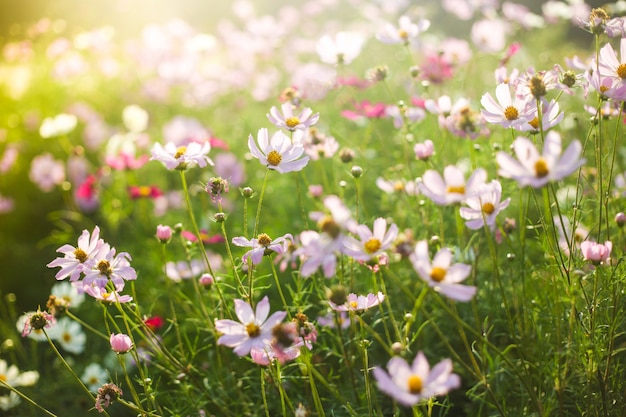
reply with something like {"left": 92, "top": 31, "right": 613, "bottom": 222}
{"left": 82, "top": 247, "right": 137, "bottom": 291}
{"left": 581, "top": 240, "right": 612, "bottom": 266}
{"left": 376, "top": 15, "right": 430, "bottom": 45}
{"left": 214, "top": 296, "right": 287, "bottom": 356}
{"left": 585, "top": 69, "right": 626, "bottom": 101}
{"left": 232, "top": 233, "right": 293, "bottom": 265}
{"left": 517, "top": 99, "right": 564, "bottom": 134}
{"left": 54, "top": 317, "right": 86, "bottom": 354}
{"left": 50, "top": 281, "right": 85, "bottom": 309}
{"left": 459, "top": 180, "right": 511, "bottom": 230}
{"left": 418, "top": 166, "right": 487, "bottom": 206}
{"left": 0, "top": 359, "right": 39, "bottom": 388}
{"left": 47, "top": 226, "right": 106, "bottom": 282}
{"left": 150, "top": 141, "right": 213, "bottom": 170}
{"left": 329, "top": 292, "right": 385, "bottom": 312}
{"left": 82, "top": 284, "right": 133, "bottom": 303}
{"left": 81, "top": 363, "right": 109, "bottom": 391}
{"left": 267, "top": 102, "right": 319, "bottom": 131}
{"left": 343, "top": 218, "right": 398, "bottom": 262}
{"left": 248, "top": 128, "right": 309, "bottom": 174}
{"left": 410, "top": 240, "right": 476, "bottom": 302}
{"left": 316, "top": 31, "right": 364, "bottom": 65}
{"left": 21, "top": 309, "right": 57, "bottom": 338}
{"left": 598, "top": 38, "right": 626, "bottom": 88}
{"left": 496, "top": 131, "right": 584, "bottom": 188}
{"left": 376, "top": 177, "right": 420, "bottom": 195}
{"left": 372, "top": 351, "right": 460, "bottom": 407}
{"left": 480, "top": 83, "right": 534, "bottom": 129}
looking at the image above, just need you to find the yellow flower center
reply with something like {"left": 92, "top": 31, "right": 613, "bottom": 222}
{"left": 430, "top": 266, "right": 447, "bottom": 282}
{"left": 407, "top": 375, "right": 423, "bottom": 394}
{"left": 617, "top": 63, "right": 626, "bottom": 79}
{"left": 349, "top": 301, "right": 358, "bottom": 309}
{"left": 174, "top": 146, "right": 187, "bottom": 159}
{"left": 74, "top": 248, "right": 88, "bottom": 263}
{"left": 446, "top": 185, "right": 465, "bottom": 194}
{"left": 600, "top": 85, "right": 609, "bottom": 93}
{"left": 267, "top": 150, "right": 282, "bottom": 166}
{"left": 102, "top": 292, "right": 110, "bottom": 299}
{"left": 534, "top": 158, "right": 549, "bottom": 178}
{"left": 528, "top": 117, "right": 539, "bottom": 129}
{"left": 137, "top": 186, "right": 151, "bottom": 197}
{"left": 97, "top": 260, "right": 111, "bottom": 276}
{"left": 0, "top": 374, "right": 6, "bottom": 382}
{"left": 482, "top": 202, "right": 495, "bottom": 215}
{"left": 364, "top": 238, "right": 382, "bottom": 254}
{"left": 246, "top": 322, "right": 261, "bottom": 338}
{"left": 257, "top": 233, "right": 272, "bottom": 247}
{"left": 62, "top": 332, "right": 71, "bottom": 343}
{"left": 285, "top": 117, "right": 300, "bottom": 128}
{"left": 398, "top": 29, "right": 409, "bottom": 39}
{"left": 318, "top": 215, "right": 341, "bottom": 239}
{"left": 504, "top": 106, "right": 519, "bottom": 121}
{"left": 393, "top": 181, "right": 404, "bottom": 192}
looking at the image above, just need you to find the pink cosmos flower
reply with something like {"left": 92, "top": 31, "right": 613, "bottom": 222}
{"left": 414, "top": 140, "right": 434, "bottom": 160}
{"left": 418, "top": 166, "right": 487, "bottom": 206}
{"left": 150, "top": 141, "right": 213, "bottom": 170}
{"left": 110, "top": 333, "right": 133, "bottom": 353}
{"left": 517, "top": 99, "right": 564, "bottom": 134}
{"left": 47, "top": 226, "right": 106, "bottom": 282}
{"left": 585, "top": 69, "right": 626, "bottom": 101}
{"left": 372, "top": 351, "right": 460, "bottom": 407}
{"left": 385, "top": 104, "right": 426, "bottom": 129}
{"left": 29, "top": 153, "right": 66, "bottom": 192}
{"left": 376, "top": 177, "right": 420, "bottom": 195}
{"left": 343, "top": 218, "right": 398, "bottom": 262}
{"left": 214, "top": 296, "right": 287, "bottom": 356}
{"left": 410, "top": 240, "right": 477, "bottom": 302}
{"left": 580, "top": 240, "right": 612, "bottom": 266}
{"left": 459, "top": 180, "right": 510, "bottom": 230}
{"left": 598, "top": 38, "right": 626, "bottom": 88}
{"left": 317, "top": 311, "right": 350, "bottom": 329}
{"left": 21, "top": 309, "right": 56, "bottom": 337}
{"left": 232, "top": 233, "right": 293, "bottom": 265}
{"left": 267, "top": 102, "right": 319, "bottom": 131}
{"left": 376, "top": 15, "right": 430, "bottom": 45}
{"left": 471, "top": 19, "right": 507, "bottom": 53}
{"left": 81, "top": 284, "right": 133, "bottom": 303}
{"left": 496, "top": 131, "right": 584, "bottom": 188}
{"left": 248, "top": 128, "right": 309, "bottom": 174}
{"left": 82, "top": 247, "right": 137, "bottom": 291}
{"left": 0, "top": 193, "right": 14, "bottom": 214}
{"left": 329, "top": 292, "right": 385, "bottom": 312}
{"left": 481, "top": 83, "right": 534, "bottom": 129}
{"left": 340, "top": 100, "right": 386, "bottom": 122}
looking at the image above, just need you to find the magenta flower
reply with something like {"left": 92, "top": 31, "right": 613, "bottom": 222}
{"left": 232, "top": 233, "right": 293, "bottom": 265}
{"left": 267, "top": 102, "right": 319, "bottom": 131}
{"left": 496, "top": 132, "right": 584, "bottom": 188}
{"left": 47, "top": 226, "right": 106, "bottom": 282}
{"left": 214, "top": 296, "right": 287, "bottom": 356}
{"left": 581, "top": 240, "right": 612, "bottom": 266}
{"left": 248, "top": 128, "right": 309, "bottom": 173}
{"left": 150, "top": 141, "right": 213, "bottom": 170}
{"left": 329, "top": 292, "right": 385, "bottom": 312}
{"left": 372, "top": 351, "right": 460, "bottom": 407}
{"left": 110, "top": 333, "right": 133, "bottom": 353}
{"left": 156, "top": 224, "right": 173, "bottom": 243}
{"left": 410, "top": 240, "right": 476, "bottom": 302}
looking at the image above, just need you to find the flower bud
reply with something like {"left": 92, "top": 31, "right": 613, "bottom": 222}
{"left": 615, "top": 212, "right": 626, "bottom": 227}
{"left": 156, "top": 224, "right": 173, "bottom": 243}
{"left": 241, "top": 187, "right": 255, "bottom": 198}
{"left": 214, "top": 212, "right": 226, "bottom": 223}
{"left": 339, "top": 148, "right": 354, "bottom": 163}
{"left": 110, "top": 333, "right": 133, "bottom": 353}
{"left": 199, "top": 273, "right": 214, "bottom": 287}
{"left": 351, "top": 166, "right": 363, "bottom": 178}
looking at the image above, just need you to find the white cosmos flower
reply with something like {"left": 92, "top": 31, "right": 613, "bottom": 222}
{"left": 248, "top": 128, "right": 309, "bottom": 173}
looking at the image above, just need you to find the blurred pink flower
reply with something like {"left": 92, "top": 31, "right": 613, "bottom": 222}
{"left": 343, "top": 218, "right": 398, "bottom": 262}
{"left": 329, "top": 292, "right": 385, "bottom": 312}
{"left": 341, "top": 100, "right": 386, "bottom": 121}
{"left": 110, "top": 333, "right": 133, "bottom": 353}
{"left": 29, "top": 153, "right": 66, "bottom": 192}
{"left": 581, "top": 240, "right": 612, "bottom": 266}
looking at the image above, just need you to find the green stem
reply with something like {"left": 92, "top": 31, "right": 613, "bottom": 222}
{"left": 0, "top": 380, "right": 58, "bottom": 417}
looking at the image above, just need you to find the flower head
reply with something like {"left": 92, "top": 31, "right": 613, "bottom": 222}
{"left": 581, "top": 240, "right": 612, "bottom": 266}
{"left": 316, "top": 31, "right": 364, "bottom": 65}
{"left": 376, "top": 16, "right": 430, "bottom": 46}
{"left": 496, "top": 132, "right": 584, "bottom": 188}
{"left": 232, "top": 233, "right": 293, "bottom": 265}
{"left": 95, "top": 383, "right": 123, "bottom": 413}
{"left": 343, "top": 218, "right": 398, "bottom": 262}
{"left": 248, "top": 128, "right": 309, "bottom": 174}
{"left": 329, "top": 292, "right": 385, "bottom": 312}
{"left": 21, "top": 309, "right": 56, "bottom": 338}
{"left": 481, "top": 83, "right": 534, "bottom": 129}
{"left": 215, "top": 296, "right": 287, "bottom": 356}
{"left": 410, "top": 241, "right": 476, "bottom": 302}
{"left": 150, "top": 141, "right": 213, "bottom": 170}
{"left": 418, "top": 166, "right": 487, "bottom": 206}
{"left": 47, "top": 226, "right": 106, "bottom": 282}
{"left": 267, "top": 102, "right": 319, "bottom": 131}
{"left": 372, "top": 352, "right": 460, "bottom": 406}
{"left": 459, "top": 180, "right": 510, "bottom": 230}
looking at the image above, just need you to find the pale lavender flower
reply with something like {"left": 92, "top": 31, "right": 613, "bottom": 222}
{"left": 372, "top": 351, "right": 460, "bottom": 406}
{"left": 480, "top": 83, "right": 534, "bottom": 129}
{"left": 414, "top": 140, "right": 434, "bottom": 160}
{"left": 459, "top": 180, "right": 511, "bottom": 230}
{"left": 82, "top": 247, "right": 137, "bottom": 291}
{"left": 232, "top": 233, "right": 293, "bottom": 265}
{"left": 248, "top": 128, "right": 309, "bottom": 173}
{"left": 150, "top": 141, "right": 213, "bottom": 170}
{"left": 0, "top": 194, "right": 14, "bottom": 214}
{"left": 82, "top": 284, "right": 133, "bottom": 303}
{"left": 267, "top": 102, "right": 319, "bottom": 131}
{"left": 214, "top": 296, "right": 287, "bottom": 356}
{"left": 329, "top": 292, "right": 385, "bottom": 312}
{"left": 165, "top": 259, "right": 205, "bottom": 282}
{"left": 297, "top": 230, "right": 342, "bottom": 278}
{"left": 343, "top": 218, "right": 398, "bottom": 262}
{"left": 47, "top": 226, "right": 106, "bottom": 282}
{"left": 517, "top": 99, "right": 564, "bottom": 133}
{"left": 317, "top": 311, "right": 350, "bottom": 329}
{"left": 376, "top": 177, "right": 419, "bottom": 195}
{"left": 581, "top": 240, "right": 612, "bottom": 265}
{"left": 410, "top": 240, "right": 476, "bottom": 302}
{"left": 585, "top": 69, "right": 626, "bottom": 101}
{"left": 29, "top": 153, "right": 66, "bottom": 192}
{"left": 418, "top": 166, "right": 487, "bottom": 206}
{"left": 496, "top": 132, "right": 584, "bottom": 188}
